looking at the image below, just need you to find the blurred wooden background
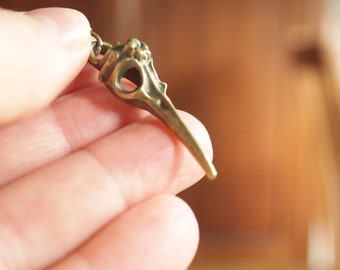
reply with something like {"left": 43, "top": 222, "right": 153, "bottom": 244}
{"left": 2, "top": 0, "right": 340, "bottom": 268}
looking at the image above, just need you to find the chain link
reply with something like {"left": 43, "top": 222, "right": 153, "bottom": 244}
{"left": 91, "top": 30, "right": 103, "bottom": 56}
{"left": 89, "top": 30, "right": 112, "bottom": 67}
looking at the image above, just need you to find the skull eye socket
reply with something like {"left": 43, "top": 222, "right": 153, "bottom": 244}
{"left": 119, "top": 67, "right": 142, "bottom": 92}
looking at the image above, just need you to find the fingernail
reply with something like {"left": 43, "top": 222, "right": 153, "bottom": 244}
{"left": 28, "top": 8, "right": 91, "bottom": 47}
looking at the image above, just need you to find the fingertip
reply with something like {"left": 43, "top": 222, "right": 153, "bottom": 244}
{"left": 127, "top": 194, "right": 199, "bottom": 270}
{"left": 27, "top": 8, "right": 91, "bottom": 48}
{"left": 179, "top": 110, "right": 214, "bottom": 161}
{"left": 157, "top": 194, "right": 200, "bottom": 269}
{"left": 172, "top": 111, "right": 215, "bottom": 184}
{"left": 0, "top": 8, "right": 91, "bottom": 125}
{"left": 49, "top": 195, "right": 199, "bottom": 270}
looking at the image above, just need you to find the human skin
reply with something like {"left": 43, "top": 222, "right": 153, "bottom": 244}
{"left": 0, "top": 7, "right": 213, "bottom": 270}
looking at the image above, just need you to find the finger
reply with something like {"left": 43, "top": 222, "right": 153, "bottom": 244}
{"left": 0, "top": 7, "right": 91, "bottom": 124}
{"left": 49, "top": 195, "right": 199, "bottom": 270}
{"left": 0, "top": 112, "right": 211, "bottom": 270}
{"left": 61, "top": 64, "right": 99, "bottom": 95}
{"left": 0, "top": 85, "right": 147, "bottom": 185}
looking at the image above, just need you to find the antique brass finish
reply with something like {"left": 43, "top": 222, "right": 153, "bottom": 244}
{"left": 89, "top": 31, "right": 217, "bottom": 180}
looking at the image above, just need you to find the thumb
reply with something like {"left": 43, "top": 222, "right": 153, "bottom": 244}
{"left": 0, "top": 7, "right": 91, "bottom": 124}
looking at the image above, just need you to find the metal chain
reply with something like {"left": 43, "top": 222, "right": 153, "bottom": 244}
{"left": 89, "top": 30, "right": 103, "bottom": 67}
{"left": 91, "top": 31, "right": 103, "bottom": 56}
{"left": 89, "top": 30, "right": 113, "bottom": 67}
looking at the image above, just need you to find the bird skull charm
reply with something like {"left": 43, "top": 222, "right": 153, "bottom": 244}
{"left": 89, "top": 31, "right": 217, "bottom": 180}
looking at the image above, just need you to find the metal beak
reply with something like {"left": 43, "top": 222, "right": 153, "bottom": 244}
{"left": 92, "top": 38, "right": 217, "bottom": 180}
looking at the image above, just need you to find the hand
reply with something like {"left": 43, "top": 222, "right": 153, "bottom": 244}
{"left": 0, "top": 7, "right": 213, "bottom": 270}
